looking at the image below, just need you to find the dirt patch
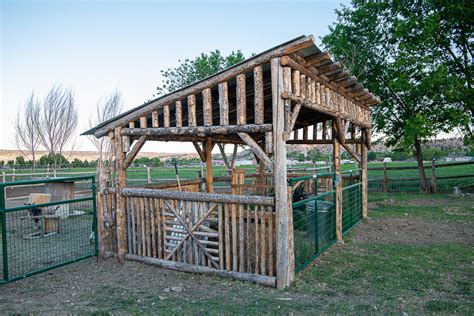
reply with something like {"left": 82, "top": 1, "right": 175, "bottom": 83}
{"left": 372, "top": 198, "right": 457, "bottom": 208}
{"left": 351, "top": 217, "right": 474, "bottom": 246}
{"left": 0, "top": 258, "right": 316, "bottom": 313}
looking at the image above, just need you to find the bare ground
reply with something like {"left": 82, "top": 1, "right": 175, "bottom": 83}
{"left": 352, "top": 217, "right": 474, "bottom": 246}
{"left": 1, "top": 194, "right": 472, "bottom": 314}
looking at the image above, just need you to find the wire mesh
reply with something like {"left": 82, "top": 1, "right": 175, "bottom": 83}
{"left": 0, "top": 176, "right": 97, "bottom": 284}
{"left": 293, "top": 191, "right": 336, "bottom": 272}
{"left": 342, "top": 183, "right": 362, "bottom": 235}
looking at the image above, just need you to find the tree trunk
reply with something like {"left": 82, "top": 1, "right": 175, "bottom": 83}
{"left": 414, "top": 138, "right": 428, "bottom": 192}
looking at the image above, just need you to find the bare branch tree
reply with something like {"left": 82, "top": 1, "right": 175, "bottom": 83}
{"left": 14, "top": 92, "right": 41, "bottom": 171}
{"left": 88, "top": 89, "right": 123, "bottom": 184}
{"left": 38, "top": 85, "right": 78, "bottom": 170}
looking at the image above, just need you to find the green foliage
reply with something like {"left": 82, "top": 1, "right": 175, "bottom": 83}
{"left": 6, "top": 160, "right": 14, "bottom": 167}
{"left": 133, "top": 157, "right": 163, "bottom": 167}
{"left": 38, "top": 154, "right": 68, "bottom": 166}
{"left": 367, "top": 152, "right": 377, "bottom": 161}
{"left": 0, "top": 160, "right": 4, "bottom": 167}
{"left": 15, "top": 156, "right": 26, "bottom": 165}
{"left": 322, "top": 0, "right": 472, "bottom": 151}
{"left": 156, "top": 50, "right": 246, "bottom": 95}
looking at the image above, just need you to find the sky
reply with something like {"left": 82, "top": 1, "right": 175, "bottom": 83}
{"left": 1, "top": 0, "right": 351, "bottom": 153}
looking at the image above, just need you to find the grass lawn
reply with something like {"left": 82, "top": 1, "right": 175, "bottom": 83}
{"left": 1, "top": 192, "right": 472, "bottom": 314}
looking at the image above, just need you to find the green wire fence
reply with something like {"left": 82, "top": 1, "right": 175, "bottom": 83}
{"left": 0, "top": 176, "right": 97, "bottom": 284}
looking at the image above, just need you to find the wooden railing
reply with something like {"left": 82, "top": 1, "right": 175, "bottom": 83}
{"left": 121, "top": 188, "right": 277, "bottom": 286}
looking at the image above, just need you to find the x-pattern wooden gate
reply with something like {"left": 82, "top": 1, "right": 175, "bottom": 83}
{"left": 162, "top": 200, "right": 219, "bottom": 268}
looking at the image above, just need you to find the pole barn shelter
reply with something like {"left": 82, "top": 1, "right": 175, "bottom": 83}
{"left": 83, "top": 35, "right": 379, "bottom": 289}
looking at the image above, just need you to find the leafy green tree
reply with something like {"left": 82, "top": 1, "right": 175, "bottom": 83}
{"left": 367, "top": 152, "right": 377, "bottom": 161}
{"left": 156, "top": 50, "right": 246, "bottom": 95}
{"left": 15, "top": 156, "right": 26, "bottom": 165}
{"left": 0, "top": 160, "right": 4, "bottom": 167}
{"left": 322, "top": 0, "right": 471, "bottom": 191}
{"left": 39, "top": 154, "right": 68, "bottom": 166}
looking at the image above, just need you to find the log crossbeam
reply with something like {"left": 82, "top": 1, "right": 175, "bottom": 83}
{"left": 121, "top": 124, "right": 273, "bottom": 137}
{"left": 122, "top": 136, "right": 147, "bottom": 170}
{"left": 237, "top": 133, "right": 273, "bottom": 170}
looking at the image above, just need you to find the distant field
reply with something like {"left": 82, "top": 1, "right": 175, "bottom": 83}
{"left": 2, "top": 161, "right": 473, "bottom": 192}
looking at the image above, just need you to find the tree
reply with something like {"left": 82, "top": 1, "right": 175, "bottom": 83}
{"left": 322, "top": 0, "right": 471, "bottom": 192}
{"left": 38, "top": 154, "right": 68, "bottom": 166}
{"left": 37, "top": 85, "right": 78, "bottom": 170}
{"left": 14, "top": 93, "right": 41, "bottom": 171}
{"left": 15, "top": 156, "right": 26, "bottom": 166}
{"left": 156, "top": 50, "right": 246, "bottom": 96}
{"left": 88, "top": 89, "right": 123, "bottom": 183}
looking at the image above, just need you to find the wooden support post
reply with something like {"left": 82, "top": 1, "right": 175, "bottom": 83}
{"left": 203, "top": 88, "right": 212, "bottom": 126}
{"left": 219, "top": 82, "right": 229, "bottom": 126}
{"left": 237, "top": 74, "right": 246, "bottom": 125}
{"left": 114, "top": 127, "right": 128, "bottom": 264}
{"left": 361, "top": 129, "right": 368, "bottom": 220}
{"left": 188, "top": 95, "right": 197, "bottom": 127}
{"left": 431, "top": 158, "right": 437, "bottom": 193}
{"left": 147, "top": 166, "right": 152, "bottom": 184}
{"left": 163, "top": 104, "right": 170, "bottom": 127}
{"left": 333, "top": 120, "right": 342, "bottom": 242}
{"left": 254, "top": 66, "right": 264, "bottom": 125}
{"left": 175, "top": 100, "right": 182, "bottom": 128}
{"left": 271, "top": 58, "right": 292, "bottom": 290}
{"left": 383, "top": 162, "right": 388, "bottom": 193}
{"left": 152, "top": 111, "right": 159, "bottom": 127}
{"left": 205, "top": 137, "right": 213, "bottom": 193}
{"left": 322, "top": 121, "right": 327, "bottom": 140}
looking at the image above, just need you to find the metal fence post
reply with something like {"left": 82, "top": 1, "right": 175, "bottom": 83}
{"left": 0, "top": 183, "right": 8, "bottom": 282}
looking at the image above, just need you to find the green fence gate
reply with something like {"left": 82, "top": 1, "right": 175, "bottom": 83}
{"left": 291, "top": 170, "right": 363, "bottom": 272}
{"left": 0, "top": 176, "right": 97, "bottom": 284}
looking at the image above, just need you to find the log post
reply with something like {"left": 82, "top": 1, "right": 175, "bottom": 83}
{"left": 114, "top": 127, "right": 128, "bottom": 264}
{"left": 205, "top": 137, "right": 213, "bottom": 193}
{"left": 271, "top": 58, "right": 292, "bottom": 290}
{"left": 431, "top": 158, "right": 437, "bottom": 193}
{"left": 175, "top": 100, "right": 182, "bottom": 128}
{"left": 333, "top": 120, "right": 342, "bottom": 242}
{"left": 237, "top": 74, "right": 246, "bottom": 125}
{"left": 188, "top": 95, "right": 197, "bottom": 127}
{"left": 254, "top": 66, "right": 264, "bottom": 125}
{"left": 147, "top": 166, "right": 152, "bottom": 184}
{"left": 361, "top": 129, "right": 368, "bottom": 220}
{"left": 383, "top": 162, "right": 388, "bottom": 193}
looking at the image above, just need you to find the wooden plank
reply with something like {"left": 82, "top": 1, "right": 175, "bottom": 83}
{"left": 237, "top": 74, "right": 246, "bottom": 125}
{"left": 187, "top": 94, "right": 196, "bottom": 127}
{"left": 260, "top": 205, "right": 266, "bottom": 275}
{"left": 175, "top": 100, "right": 182, "bottom": 128}
{"left": 152, "top": 111, "right": 159, "bottom": 127}
{"left": 218, "top": 204, "right": 224, "bottom": 270}
{"left": 268, "top": 207, "right": 274, "bottom": 277}
{"left": 246, "top": 204, "right": 251, "bottom": 273}
{"left": 232, "top": 203, "right": 238, "bottom": 271}
{"left": 219, "top": 82, "right": 229, "bottom": 126}
{"left": 225, "top": 203, "right": 231, "bottom": 270}
{"left": 203, "top": 88, "right": 212, "bottom": 126}
{"left": 254, "top": 66, "right": 264, "bottom": 124}
{"left": 205, "top": 137, "right": 214, "bottom": 193}
{"left": 239, "top": 204, "right": 244, "bottom": 272}
{"left": 140, "top": 116, "right": 147, "bottom": 128}
{"left": 271, "top": 58, "right": 291, "bottom": 289}
{"left": 163, "top": 104, "right": 170, "bottom": 127}
{"left": 254, "top": 205, "right": 259, "bottom": 274}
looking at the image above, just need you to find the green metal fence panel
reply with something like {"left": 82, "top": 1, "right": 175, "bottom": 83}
{"left": 293, "top": 190, "right": 337, "bottom": 272}
{"left": 0, "top": 176, "right": 97, "bottom": 284}
{"left": 342, "top": 182, "right": 363, "bottom": 235}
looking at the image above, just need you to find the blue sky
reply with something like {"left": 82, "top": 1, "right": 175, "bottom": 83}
{"left": 1, "top": 0, "right": 350, "bottom": 153}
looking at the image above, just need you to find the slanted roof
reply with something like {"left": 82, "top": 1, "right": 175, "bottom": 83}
{"left": 83, "top": 35, "right": 379, "bottom": 139}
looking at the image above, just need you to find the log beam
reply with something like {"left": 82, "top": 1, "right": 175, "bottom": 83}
{"left": 123, "top": 136, "right": 147, "bottom": 170}
{"left": 121, "top": 124, "right": 273, "bottom": 137}
{"left": 238, "top": 132, "right": 273, "bottom": 170}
